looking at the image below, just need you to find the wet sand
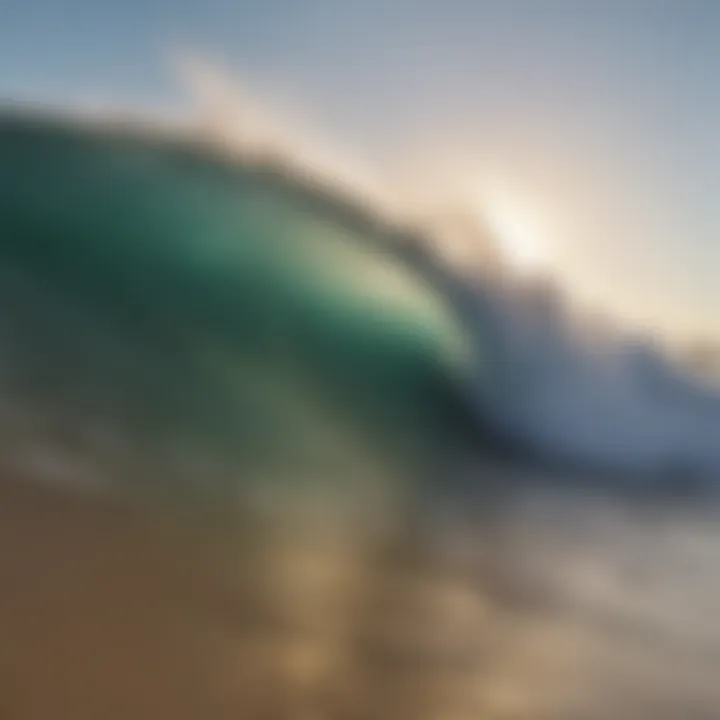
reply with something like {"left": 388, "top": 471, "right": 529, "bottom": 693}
{"left": 0, "top": 476, "right": 252, "bottom": 720}
{"left": 0, "top": 472, "right": 497, "bottom": 720}
{"left": 3, "top": 469, "right": 720, "bottom": 720}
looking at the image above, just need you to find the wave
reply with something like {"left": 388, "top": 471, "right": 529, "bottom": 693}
{"left": 0, "top": 108, "right": 718, "bottom": 500}
{"left": 0, "top": 110, "right": 488, "bottom": 504}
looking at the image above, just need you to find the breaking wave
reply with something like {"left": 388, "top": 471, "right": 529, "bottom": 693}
{"left": 0, "top": 106, "right": 718, "bottom": 500}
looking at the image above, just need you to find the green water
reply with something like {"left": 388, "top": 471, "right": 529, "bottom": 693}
{"left": 0, "top": 114, "right": 478, "bottom": 505}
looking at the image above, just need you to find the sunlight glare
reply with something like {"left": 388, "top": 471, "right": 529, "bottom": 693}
{"left": 482, "top": 199, "right": 548, "bottom": 274}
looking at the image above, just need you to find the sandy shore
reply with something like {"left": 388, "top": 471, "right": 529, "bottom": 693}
{"left": 5, "top": 467, "right": 716, "bottom": 719}
{"left": 0, "top": 472, "right": 503, "bottom": 720}
{"left": 0, "top": 476, "right": 260, "bottom": 719}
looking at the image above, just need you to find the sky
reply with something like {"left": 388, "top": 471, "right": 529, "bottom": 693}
{"left": 2, "top": 0, "right": 720, "bottom": 344}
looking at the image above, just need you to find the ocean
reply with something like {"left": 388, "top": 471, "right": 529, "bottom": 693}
{"left": 1, "top": 110, "right": 720, "bottom": 719}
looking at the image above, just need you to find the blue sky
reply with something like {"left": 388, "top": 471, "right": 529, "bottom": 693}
{"left": 2, "top": 0, "right": 720, "bottom": 342}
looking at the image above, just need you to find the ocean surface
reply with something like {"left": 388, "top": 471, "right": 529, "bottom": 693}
{"left": 2, "top": 110, "right": 720, "bottom": 719}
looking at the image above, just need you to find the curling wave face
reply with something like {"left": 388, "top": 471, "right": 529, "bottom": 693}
{"left": 1, "top": 110, "right": 720, "bottom": 500}
{"left": 0, "top": 111, "right": 485, "bottom": 508}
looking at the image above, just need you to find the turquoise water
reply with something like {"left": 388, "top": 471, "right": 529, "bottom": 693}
{"left": 0, "top": 113, "right": 480, "bottom": 508}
